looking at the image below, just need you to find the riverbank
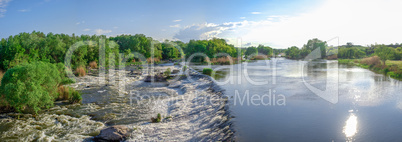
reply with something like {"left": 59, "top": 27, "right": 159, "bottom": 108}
{"left": 0, "top": 65, "right": 234, "bottom": 141}
{"left": 338, "top": 57, "right": 402, "bottom": 80}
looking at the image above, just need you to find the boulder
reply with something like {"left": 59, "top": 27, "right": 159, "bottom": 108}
{"left": 144, "top": 74, "right": 166, "bottom": 82}
{"left": 171, "top": 69, "right": 180, "bottom": 74}
{"left": 95, "top": 125, "right": 130, "bottom": 141}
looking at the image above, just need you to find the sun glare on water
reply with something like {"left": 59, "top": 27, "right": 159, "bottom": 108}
{"left": 343, "top": 113, "right": 358, "bottom": 138}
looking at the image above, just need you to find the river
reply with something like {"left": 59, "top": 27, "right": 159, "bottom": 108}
{"left": 0, "top": 58, "right": 401, "bottom": 141}
{"left": 192, "top": 58, "right": 402, "bottom": 141}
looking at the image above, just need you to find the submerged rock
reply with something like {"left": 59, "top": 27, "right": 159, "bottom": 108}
{"left": 95, "top": 125, "right": 130, "bottom": 141}
{"left": 144, "top": 74, "right": 166, "bottom": 82}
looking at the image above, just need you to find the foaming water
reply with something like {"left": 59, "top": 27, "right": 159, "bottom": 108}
{"left": 0, "top": 114, "right": 104, "bottom": 141}
{"left": 0, "top": 68, "right": 234, "bottom": 141}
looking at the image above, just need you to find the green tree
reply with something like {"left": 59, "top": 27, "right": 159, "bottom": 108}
{"left": 257, "top": 45, "right": 273, "bottom": 56}
{"left": 375, "top": 45, "right": 395, "bottom": 65}
{"left": 0, "top": 62, "right": 62, "bottom": 113}
{"left": 245, "top": 47, "right": 258, "bottom": 58}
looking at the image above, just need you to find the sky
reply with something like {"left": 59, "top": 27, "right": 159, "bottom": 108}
{"left": 1, "top": 0, "right": 402, "bottom": 49}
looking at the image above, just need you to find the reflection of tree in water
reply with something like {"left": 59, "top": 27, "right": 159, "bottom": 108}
{"left": 211, "top": 70, "right": 230, "bottom": 80}
{"left": 305, "top": 61, "right": 328, "bottom": 90}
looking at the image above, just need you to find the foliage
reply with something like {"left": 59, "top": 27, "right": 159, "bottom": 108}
{"left": 75, "top": 66, "right": 86, "bottom": 77}
{"left": 69, "top": 90, "right": 82, "bottom": 104}
{"left": 164, "top": 68, "right": 171, "bottom": 78}
{"left": 0, "top": 31, "right": 120, "bottom": 71}
{"left": 89, "top": 61, "right": 97, "bottom": 69}
{"left": 257, "top": 45, "right": 273, "bottom": 56}
{"left": 285, "top": 46, "right": 301, "bottom": 59}
{"left": 57, "top": 85, "right": 82, "bottom": 104}
{"left": 151, "top": 113, "right": 162, "bottom": 123}
{"left": 284, "top": 38, "right": 328, "bottom": 59}
{"left": 338, "top": 47, "right": 366, "bottom": 59}
{"left": 202, "top": 68, "right": 214, "bottom": 75}
{"left": 360, "top": 56, "right": 381, "bottom": 67}
{"left": 185, "top": 38, "right": 238, "bottom": 62}
{"left": 375, "top": 45, "right": 395, "bottom": 65}
{"left": 183, "top": 65, "right": 187, "bottom": 71}
{"left": 0, "top": 62, "right": 62, "bottom": 113}
{"left": 251, "top": 55, "right": 269, "bottom": 60}
{"left": 245, "top": 47, "right": 258, "bottom": 58}
{"left": 0, "top": 70, "right": 4, "bottom": 86}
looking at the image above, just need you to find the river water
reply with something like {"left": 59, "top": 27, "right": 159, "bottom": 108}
{"left": 0, "top": 58, "right": 401, "bottom": 141}
{"left": 192, "top": 58, "right": 402, "bottom": 141}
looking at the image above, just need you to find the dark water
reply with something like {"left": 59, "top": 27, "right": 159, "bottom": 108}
{"left": 193, "top": 58, "right": 402, "bottom": 141}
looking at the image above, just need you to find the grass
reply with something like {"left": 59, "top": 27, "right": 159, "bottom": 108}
{"left": 202, "top": 68, "right": 214, "bottom": 75}
{"left": 386, "top": 60, "right": 402, "bottom": 69}
{"left": 338, "top": 57, "right": 402, "bottom": 80}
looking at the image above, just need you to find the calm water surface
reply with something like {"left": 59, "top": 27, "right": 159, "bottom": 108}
{"left": 193, "top": 58, "right": 402, "bottom": 141}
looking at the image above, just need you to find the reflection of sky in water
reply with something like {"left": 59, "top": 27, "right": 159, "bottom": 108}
{"left": 192, "top": 59, "right": 402, "bottom": 141}
{"left": 344, "top": 113, "right": 358, "bottom": 138}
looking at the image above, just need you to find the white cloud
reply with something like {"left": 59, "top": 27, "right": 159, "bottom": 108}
{"left": 251, "top": 12, "right": 261, "bottom": 14}
{"left": 170, "top": 24, "right": 180, "bottom": 28}
{"left": 76, "top": 21, "right": 85, "bottom": 25}
{"left": 83, "top": 28, "right": 90, "bottom": 32}
{"left": 18, "top": 9, "right": 29, "bottom": 12}
{"left": 113, "top": 26, "right": 118, "bottom": 29}
{"left": 173, "top": 19, "right": 182, "bottom": 22}
{"left": 174, "top": 0, "right": 402, "bottom": 48}
{"left": 0, "top": 0, "right": 12, "bottom": 17}
{"left": 240, "top": 17, "right": 246, "bottom": 19}
{"left": 174, "top": 22, "right": 245, "bottom": 42}
{"left": 94, "top": 29, "right": 112, "bottom": 35}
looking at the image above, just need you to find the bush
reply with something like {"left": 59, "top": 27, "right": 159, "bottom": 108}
{"left": 75, "top": 66, "right": 86, "bottom": 77}
{"left": 202, "top": 68, "right": 214, "bottom": 75}
{"left": 0, "top": 62, "right": 62, "bottom": 113}
{"left": 183, "top": 66, "right": 187, "bottom": 72}
{"left": 147, "top": 58, "right": 160, "bottom": 64}
{"left": 69, "top": 90, "right": 82, "bottom": 104}
{"left": 57, "top": 86, "right": 82, "bottom": 104}
{"left": 164, "top": 68, "right": 171, "bottom": 78}
{"left": 151, "top": 113, "right": 162, "bottom": 123}
{"left": 89, "top": 61, "right": 98, "bottom": 69}
{"left": 0, "top": 70, "right": 4, "bottom": 85}
{"left": 360, "top": 56, "right": 381, "bottom": 67}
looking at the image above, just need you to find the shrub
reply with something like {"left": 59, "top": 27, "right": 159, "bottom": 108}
{"left": 202, "top": 68, "right": 214, "bottom": 75}
{"left": 57, "top": 85, "right": 82, "bottom": 104}
{"left": 147, "top": 58, "right": 160, "bottom": 63}
{"left": 0, "top": 70, "right": 4, "bottom": 85}
{"left": 251, "top": 55, "right": 268, "bottom": 60}
{"left": 58, "top": 86, "right": 70, "bottom": 100}
{"left": 69, "top": 90, "right": 82, "bottom": 104}
{"left": 164, "top": 68, "right": 171, "bottom": 78}
{"left": 0, "top": 62, "right": 62, "bottom": 113}
{"left": 89, "top": 61, "right": 98, "bottom": 69}
{"left": 183, "top": 66, "right": 187, "bottom": 72}
{"left": 151, "top": 113, "right": 162, "bottom": 123}
{"left": 360, "top": 56, "right": 381, "bottom": 67}
{"left": 75, "top": 66, "right": 86, "bottom": 77}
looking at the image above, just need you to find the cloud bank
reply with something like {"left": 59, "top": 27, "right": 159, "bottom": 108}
{"left": 174, "top": 0, "right": 402, "bottom": 48}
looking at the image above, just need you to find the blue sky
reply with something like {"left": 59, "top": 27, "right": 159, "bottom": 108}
{"left": 1, "top": 0, "right": 402, "bottom": 48}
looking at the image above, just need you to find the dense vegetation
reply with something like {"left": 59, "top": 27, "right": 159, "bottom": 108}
{"left": 283, "top": 39, "right": 402, "bottom": 80}
{"left": 284, "top": 38, "right": 327, "bottom": 59}
{"left": 0, "top": 62, "right": 79, "bottom": 113}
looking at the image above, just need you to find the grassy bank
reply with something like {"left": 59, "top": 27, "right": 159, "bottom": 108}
{"left": 338, "top": 57, "right": 402, "bottom": 80}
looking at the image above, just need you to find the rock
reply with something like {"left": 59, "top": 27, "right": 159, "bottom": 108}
{"left": 95, "top": 125, "right": 130, "bottom": 141}
{"left": 171, "top": 69, "right": 180, "bottom": 74}
{"left": 144, "top": 74, "right": 166, "bottom": 82}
